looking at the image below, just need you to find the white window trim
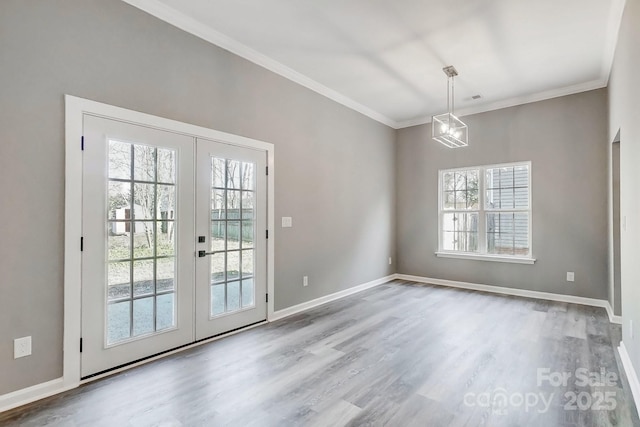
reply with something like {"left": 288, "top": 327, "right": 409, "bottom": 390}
{"left": 436, "top": 161, "right": 535, "bottom": 264}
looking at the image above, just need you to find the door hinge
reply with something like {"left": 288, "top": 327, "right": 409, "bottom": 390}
{"left": 80, "top": 338, "right": 83, "bottom": 353}
{"left": 81, "top": 136, "right": 84, "bottom": 150}
{"left": 266, "top": 230, "right": 269, "bottom": 239}
{"left": 266, "top": 293, "right": 268, "bottom": 303}
{"left": 80, "top": 237, "right": 84, "bottom": 251}
{"left": 266, "top": 166, "right": 268, "bottom": 176}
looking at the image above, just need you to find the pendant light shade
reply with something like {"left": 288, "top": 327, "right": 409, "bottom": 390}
{"left": 432, "top": 66, "right": 468, "bottom": 148}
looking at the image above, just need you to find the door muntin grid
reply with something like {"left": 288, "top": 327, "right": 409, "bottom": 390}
{"left": 106, "top": 139, "right": 178, "bottom": 346}
{"left": 210, "top": 157, "right": 256, "bottom": 318}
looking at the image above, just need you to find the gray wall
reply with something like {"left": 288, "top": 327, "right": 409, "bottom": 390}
{"left": 608, "top": 0, "right": 640, "bottom": 391}
{"left": 0, "top": 0, "right": 396, "bottom": 395}
{"left": 612, "top": 141, "right": 621, "bottom": 316}
{"left": 396, "top": 89, "right": 609, "bottom": 299}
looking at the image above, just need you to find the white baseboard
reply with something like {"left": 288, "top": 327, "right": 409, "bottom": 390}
{"left": 605, "top": 302, "right": 623, "bottom": 325}
{"left": 0, "top": 378, "right": 74, "bottom": 413}
{"left": 397, "top": 274, "right": 622, "bottom": 324}
{"left": 270, "top": 274, "right": 397, "bottom": 322}
{"left": 618, "top": 342, "right": 640, "bottom": 419}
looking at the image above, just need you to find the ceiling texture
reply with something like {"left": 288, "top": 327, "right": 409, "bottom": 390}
{"left": 123, "top": 0, "right": 627, "bottom": 129}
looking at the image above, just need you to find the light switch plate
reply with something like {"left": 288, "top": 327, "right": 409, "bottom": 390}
{"left": 566, "top": 272, "right": 575, "bottom": 282}
{"left": 282, "top": 217, "right": 293, "bottom": 228}
{"left": 14, "top": 336, "right": 32, "bottom": 359}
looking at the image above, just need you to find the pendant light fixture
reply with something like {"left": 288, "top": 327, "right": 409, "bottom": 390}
{"left": 432, "top": 65, "right": 468, "bottom": 148}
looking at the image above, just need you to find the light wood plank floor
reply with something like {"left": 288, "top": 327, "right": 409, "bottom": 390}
{"left": 1, "top": 280, "right": 638, "bottom": 426}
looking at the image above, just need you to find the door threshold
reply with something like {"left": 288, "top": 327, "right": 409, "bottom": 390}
{"left": 81, "top": 319, "right": 267, "bottom": 383}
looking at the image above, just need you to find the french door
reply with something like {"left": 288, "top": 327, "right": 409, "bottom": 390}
{"left": 195, "top": 139, "right": 267, "bottom": 339}
{"left": 81, "top": 115, "right": 267, "bottom": 378}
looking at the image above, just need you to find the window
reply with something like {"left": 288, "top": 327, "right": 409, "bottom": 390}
{"left": 438, "top": 162, "right": 533, "bottom": 263}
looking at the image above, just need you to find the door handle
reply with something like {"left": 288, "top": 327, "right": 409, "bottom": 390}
{"left": 198, "top": 250, "right": 222, "bottom": 257}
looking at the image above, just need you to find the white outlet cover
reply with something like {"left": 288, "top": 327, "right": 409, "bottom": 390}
{"left": 566, "top": 272, "right": 575, "bottom": 282}
{"left": 14, "top": 336, "right": 32, "bottom": 359}
{"left": 282, "top": 217, "right": 293, "bottom": 228}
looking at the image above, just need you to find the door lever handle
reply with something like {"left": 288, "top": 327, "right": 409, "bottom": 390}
{"left": 198, "top": 250, "right": 220, "bottom": 257}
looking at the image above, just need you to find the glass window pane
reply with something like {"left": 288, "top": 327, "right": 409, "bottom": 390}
{"left": 211, "top": 284, "right": 225, "bottom": 316}
{"left": 227, "top": 281, "right": 240, "bottom": 312}
{"left": 242, "top": 249, "right": 254, "bottom": 278}
{"left": 514, "top": 187, "right": 529, "bottom": 209}
{"left": 133, "top": 260, "right": 154, "bottom": 297}
{"left": 156, "top": 257, "right": 175, "bottom": 292}
{"left": 227, "top": 251, "right": 240, "bottom": 281}
{"left": 242, "top": 162, "right": 255, "bottom": 190}
{"left": 241, "top": 278, "right": 255, "bottom": 308}
{"left": 157, "top": 148, "right": 176, "bottom": 184}
{"left": 443, "top": 191, "right": 455, "bottom": 210}
{"left": 133, "top": 222, "right": 155, "bottom": 258}
{"left": 156, "top": 293, "right": 175, "bottom": 331}
{"left": 211, "top": 221, "right": 225, "bottom": 251}
{"left": 212, "top": 157, "right": 226, "bottom": 188}
{"left": 134, "top": 145, "right": 156, "bottom": 182}
{"left": 442, "top": 172, "right": 455, "bottom": 191}
{"left": 133, "top": 297, "right": 154, "bottom": 336}
{"left": 107, "top": 301, "right": 131, "bottom": 344}
{"left": 241, "top": 191, "right": 255, "bottom": 219}
{"left": 455, "top": 191, "right": 467, "bottom": 210}
{"left": 227, "top": 190, "right": 241, "bottom": 219}
{"left": 108, "top": 181, "right": 131, "bottom": 220}
{"left": 486, "top": 188, "right": 497, "bottom": 209}
{"left": 500, "top": 167, "right": 514, "bottom": 188}
{"left": 454, "top": 172, "right": 467, "bottom": 191}
{"left": 108, "top": 140, "right": 131, "bottom": 180}
{"left": 156, "top": 221, "right": 175, "bottom": 256}
{"left": 133, "top": 183, "right": 155, "bottom": 220}
{"left": 108, "top": 261, "right": 131, "bottom": 301}
{"left": 227, "top": 221, "right": 240, "bottom": 250}
{"left": 108, "top": 230, "right": 130, "bottom": 261}
{"left": 442, "top": 213, "right": 457, "bottom": 232}
{"left": 487, "top": 213, "right": 516, "bottom": 255}
{"left": 467, "top": 172, "right": 479, "bottom": 209}
{"left": 514, "top": 165, "right": 529, "bottom": 187}
{"left": 211, "top": 252, "right": 225, "bottom": 284}
{"left": 514, "top": 213, "right": 530, "bottom": 255}
{"left": 212, "top": 189, "right": 226, "bottom": 220}
{"left": 242, "top": 220, "right": 254, "bottom": 249}
{"left": 227, "top": 160, "right": 241, "bottom": 189}
{"left": 156, "top": 185, "right": 175, "bottom": 220}
{"left": 442, "top": 231, "right": 456, "bottom": 251}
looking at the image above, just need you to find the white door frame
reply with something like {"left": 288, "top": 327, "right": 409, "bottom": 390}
{"left": 64, "top": 95, "right": 275, "bottom": 388}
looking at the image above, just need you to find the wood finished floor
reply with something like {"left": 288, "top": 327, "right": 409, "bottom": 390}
{"left": 1, "top": 280, "right": 638, "bottom": 427}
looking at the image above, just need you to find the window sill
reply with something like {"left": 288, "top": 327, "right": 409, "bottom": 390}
{"left": 435, "top": 251, "right": 536, "bottom": 264}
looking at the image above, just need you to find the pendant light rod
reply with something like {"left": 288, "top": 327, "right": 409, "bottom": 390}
{"left": 443, "top": 65, "right": 458, "bottom": 115}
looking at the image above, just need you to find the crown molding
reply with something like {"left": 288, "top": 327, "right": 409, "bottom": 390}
{"left": 121, "top": 0, "right": 397, "bottom": 128}
{"left": 395, "top": 78, "right": 608, "bottom": 129}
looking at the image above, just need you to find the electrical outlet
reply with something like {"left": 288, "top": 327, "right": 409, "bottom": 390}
{"left": 388, "top": 257, "right": 392, "bottom": 265}
{"left": 14, "top": 336, "right": 32, "bottom": 359}
{"left": 282, "top": 217, "right": 293, "bottom": 228}
{"left": 566, "top": 272, "right": 575, "bottom": 282}
{"left": 303, "top": 276, "right": 308, "bottom": 287}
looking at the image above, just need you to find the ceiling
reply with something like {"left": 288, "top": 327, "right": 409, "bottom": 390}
{"left": 124, "top": 0, "right": 626, "bottom": 129}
